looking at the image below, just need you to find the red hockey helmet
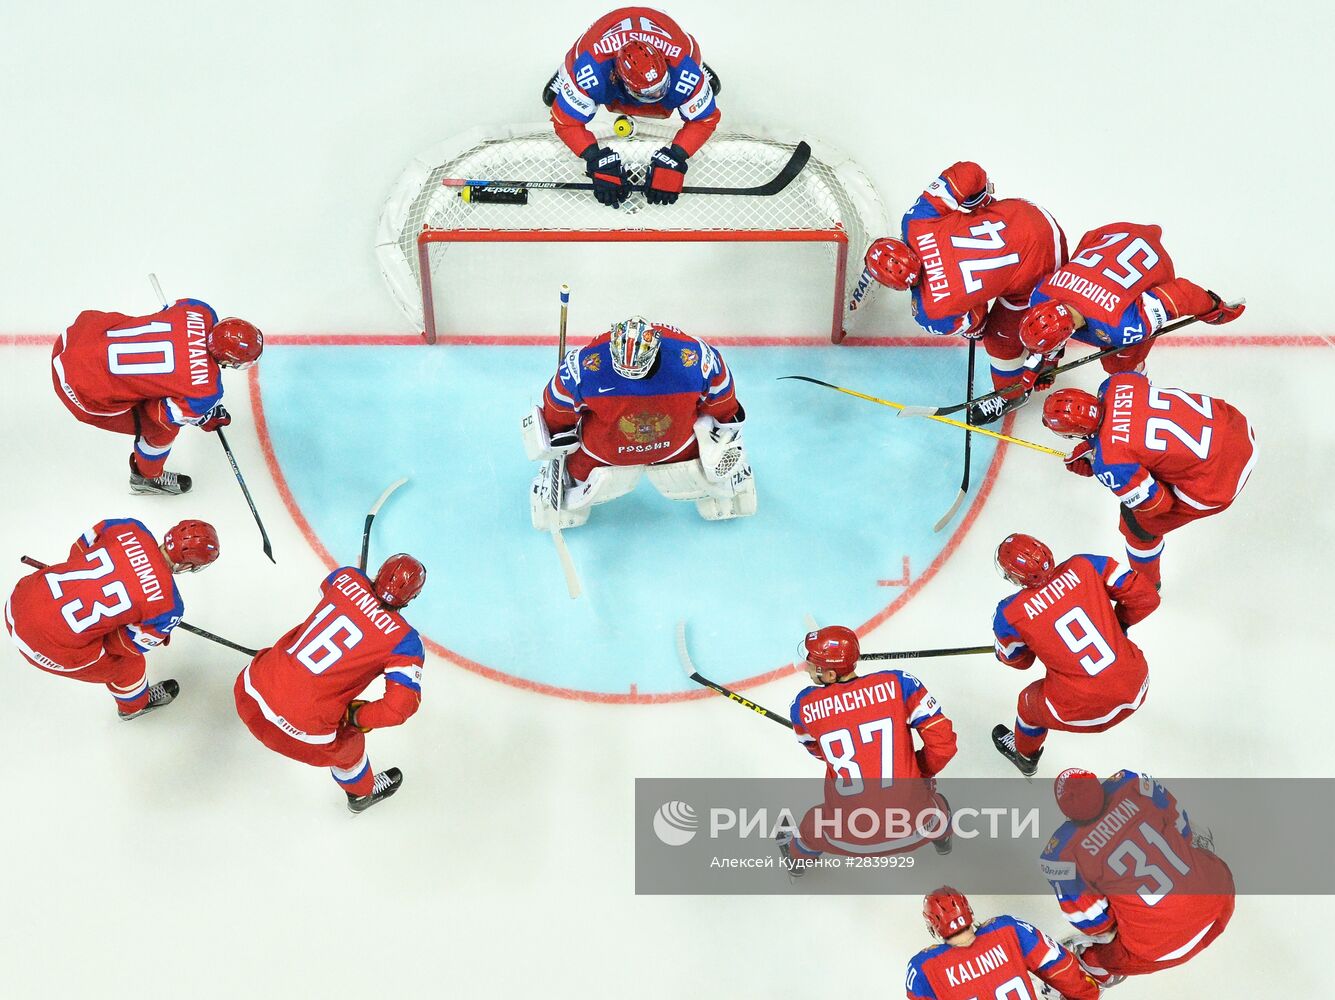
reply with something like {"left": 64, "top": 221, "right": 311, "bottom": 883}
{"left": 374, "top": 553, "right": 426, "bottom": 608}
{"left": 1043, "top": 389, "right": 1102, "bottom": 439}
{"left": 616, "top": 40, "right": 670, "bottom": 102}
{"left": 208, "top": 318, "right": 264, "bottom": 369}
{"left": 1020, "top": 300, "right": 1076, "bottom": 355}
{"left": 1055, "top": 768, "right": 1106, "bottom": 823}
{"left": 995, "top": 533, "right": 1056, "bottom": 588}
{"left": 923, "top": 886, "right": 974, "bottom": 940}
{"left": 864, "top": 238, "right": 922, "bottom": 291}
{"left": 163, "top": 520, "right": 220, "bottom": 573}
{"left": 803, "top": 625, "right": 860, "bottom": 675}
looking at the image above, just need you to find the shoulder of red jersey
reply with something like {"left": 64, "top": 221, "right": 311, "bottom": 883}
{"left": 87, "top": 517, "right": 183, "bottom": 649}
{"left": 976, "top": 915, "right": 1064, "bottom": 966}
{"left": 321, "top": 565, "right": 425, "bottom": 678}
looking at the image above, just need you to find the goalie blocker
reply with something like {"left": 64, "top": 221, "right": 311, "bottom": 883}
{"left": 522, "top": 317, "right": 757, "bottom": 529}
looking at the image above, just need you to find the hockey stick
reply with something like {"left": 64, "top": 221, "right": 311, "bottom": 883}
{"left": 550, "top": 284, "right": 582, "bottom": 599}
{"left": 676, "top": 621, "right": 793, "bottom": 729}
{"left": 20, "top": 556, "right": 259, "bottom": 656}
{"left": 359, "top": 477, "right": 409, "bottom": 572}
{"left": 778, "top": 375, "right": 1065, "bottom": 457}
{"left": 215, "top": 428, "right": 275, "bottom": 563}
{"left": 149, "top": 272, "right": 168, "bottom": 309}
{"left": 859, "top": 644, "right": 993, "bottom": 661}
{"left": 897, "top": 302, "right": 1243, "bottom": 419}
{"left": 446, "top": 142, "right": 812, "bottom": 201}
{"left": 933, "top": 339, "right": 976, "bottom": 532}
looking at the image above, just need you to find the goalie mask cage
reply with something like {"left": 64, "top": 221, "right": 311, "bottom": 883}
{"left": 377, "top": 122, "right": 887, "bottom": 344}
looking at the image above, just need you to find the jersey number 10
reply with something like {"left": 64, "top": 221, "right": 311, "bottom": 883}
{"left": 106, "top": 321, "right": 175, "bottom": 376}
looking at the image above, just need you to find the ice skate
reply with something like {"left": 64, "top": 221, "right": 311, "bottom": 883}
{"left": 346, "top": 767, "right": 403, "bottom": 815}
{"left": 129, "top": 458, "right": 192, "bottom": 496}
{"left": 118, "top": 679, "right": 179, "bottom": 720}
{"left": 992, "top": 724, "right": 1042, "bottom": 778}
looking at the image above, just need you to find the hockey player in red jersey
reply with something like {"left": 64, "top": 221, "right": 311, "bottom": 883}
{"left": 990, "top": 534, "right": 1160, "bottom": 776}
{"left": 1043, "top": 376, "right": 1256, "bottom": 588}
{"left": 1041, "top": 768, "right": 1234, "bottom": 987}
{"left": 524, "top": 316, "right": 755, "bottom": 527}
{"left": 860, "top": 161, "right": 1067, "bottom": 422}
{"left": 52, "top": 298, "right": 263, "bottom": 495}
{"left": 779, "top": 627, "right": 957, "bottom": 871}
{"left": 1016, "top": 222, "right": 1244, "bottom": 394}
{"left": 5, "top": 517, "right": 220, "bottom": 718}
{"left": 542, "top": 7, "right": 721, "bottom": 206}
{"left": 234, "top": 555, "right": 426, "bottom": 814}
{"left": 905, "top": 886, "right": 1098, "bottom": 1000}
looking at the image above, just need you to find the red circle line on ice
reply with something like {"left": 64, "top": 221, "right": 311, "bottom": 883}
{"left": 246, "top": 352, "right": 1015, "bottom": 705}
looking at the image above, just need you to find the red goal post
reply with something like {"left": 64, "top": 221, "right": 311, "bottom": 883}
{"left": 378, "top": 122, "right": 887, "bottom": 344}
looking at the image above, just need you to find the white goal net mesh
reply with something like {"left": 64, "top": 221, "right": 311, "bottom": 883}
{"left": 377, "top": 121, "right": 887, "bottom": 341}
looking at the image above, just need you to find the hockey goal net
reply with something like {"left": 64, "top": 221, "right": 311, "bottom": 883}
{"left": 377, "top": 121, "right": 887, "bottom": 343}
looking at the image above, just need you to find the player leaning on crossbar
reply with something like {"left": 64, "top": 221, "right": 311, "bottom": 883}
{"left": 523, "top": 316, "right": 756, "bottom": 529}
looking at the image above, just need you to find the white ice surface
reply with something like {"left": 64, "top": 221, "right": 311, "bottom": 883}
{"left": 1, "top": 2, "right": 1332, "bottom": 997}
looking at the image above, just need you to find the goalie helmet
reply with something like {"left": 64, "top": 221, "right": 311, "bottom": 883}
{"left": 163, "top": 520, "right": 220, "bottom": 573}
{"left": 374, "top": 553, "right": 427, "bottom": 608}
{"left": 208, "top": 317, "right": 265, "bottom": 369}
{"left": 609, "top": 316, "right": 662, "bottom": 379}
{"left": 1020, "top": 300, "right": 1076, "bottom": 355}
{"left": 615, "top": 40, "right": 670, "bottom": 103}
{"left": 995, "top": 533, "right": 1056, "bottom": 588}
{"left": 1043, "top": 389, "right": 1103, "bottom": 439}
{"left": 1055, "top": 768, "right": 1106, "bottom": 823}
{"left": 863, "top": 238, "right": 921, "bottom": 291}
{"left": 803, "top": 625, "right": 860, "bottom": 676}
{"left": 923, "top": 886, "right": 974, "bottom": 940}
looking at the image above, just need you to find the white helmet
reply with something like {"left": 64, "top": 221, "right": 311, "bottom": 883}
{"left": 609, "top": 316, "right": 661, "bottom": 379}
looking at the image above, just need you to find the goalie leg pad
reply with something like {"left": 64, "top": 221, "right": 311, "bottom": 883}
{"left": 565, "top": 463, "right": 643, "bottom": 511}
{"left": 645, "top": 459, "right": 713, "bottom": 501}
{"left": 693, "top": 474, "right": 757, "bottom": 521}
{"left": 530, "top": 460, "right": 589, "bottom": 531}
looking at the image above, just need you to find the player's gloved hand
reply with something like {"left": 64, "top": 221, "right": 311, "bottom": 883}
{"left": 646, "top": 144, "right": 688, "bottom": 205}
{"left": 1063, "top": 440, "right": 1095, "bottom": 478}
{"left": 1016, "top": 350, "right": 1061, "bottom": 393}
{"left": 344, "top": 699, "right": 371, "bottom": 733}
{"left": 200, "top": 404, "right": 231, "bottom": 432}
{"left": 1199, "top": 291, "right": 1245, "bottom": 325}
{"left": 581, "top": 145, "right": 630, "bottom": 207}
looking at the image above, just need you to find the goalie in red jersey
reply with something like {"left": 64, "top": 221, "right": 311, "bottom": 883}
{"left": 989, "top": 534, "right": 1160, "bottom": 777}
{"left": 5, "top": 517, "right": 219, "bottom": 719}
{"left": 1016, "top": 222, "right": 1244, "bottom": 394}
{"left": 1043, "top": 375, "right": 1256, "bottom": 588}
{"left": 906, "top": 886, "right": 1098, "bottom": 1000}
{"left": 860, "top": 161, "right": 1067, "bottom": 423}
{"left": 779, "top": 627, "right": 957, "bottom": 873}
{"left": 234, "top": 556, "right": 427, "bottom": 814}
{"left": 523, "top": 316, "right": 755, "bottom": 528}
{"left": 52, "top": 298, "right": 263, "bottom": 495}
{"left": 542, "top": 7, "right": 721, "bottom": 206}
{"left": 1041, "top": 768, "right": 1234, "bottom": 988}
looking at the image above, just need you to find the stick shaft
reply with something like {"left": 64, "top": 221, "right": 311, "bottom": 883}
{"left": 216, "top": 428, "right": 276, "bottom": 562}
{"left": 782, "top": 376, "right": 1065, "bottom": 456}
{"left": 551, "top": 283, "right": 581, "bottom": 599}
{"left": 19, "top": 556, "right": 257, "bottom": 656}
{"left": 859, "top": 645, "right": 993, "bottom": 660}
{"left": 359, "top": 478, "right": 409, "bottom": 572}
{"left": 675, "top": 622, "right": 792, "bottom": 728}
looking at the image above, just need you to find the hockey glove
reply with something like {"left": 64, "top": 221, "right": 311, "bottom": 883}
{"left": 581, "top": 145, "right": 630, "bottom": 207}
{"left": 1063, "top": 440, "right": 1095, "bottom": 478}
{"left": 1199, "top": 291, "right": 1245, "bottom": 325}
{"left": 1016, "top": 350, "right": 1062, "bottom": 394}
{"left": 646, "top": 144, "right": 688, "bottom": 205}
{"left": 200, "top": 404, "right": 231, "bottom": 432}
{"left": 344, "top": 699, "right": 372, "bottom": 733}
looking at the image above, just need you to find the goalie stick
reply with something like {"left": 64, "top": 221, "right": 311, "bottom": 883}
{"left": 19, "top": 556, "right": 258, "bottom": 656}
{"left": 446, "top": 142, "right": 812, "bottom": 202}
{"left": 359, "top": 477, "right": 409, "bottom": 572}
{"left": 897, "top": 302, "right": 1244, "bottom": 419}
{"left": 778, "top": 376, "right": 1066, "bottom": 457}
{"left": 550, "top": 284, "right": 582, "bottom": 599}
{"left": 676, "top": 621, "right": 793, "bottom": 729}
{"left": 933, "top": 338, "right": 976, "bottom": 532}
